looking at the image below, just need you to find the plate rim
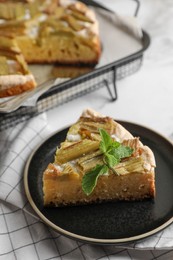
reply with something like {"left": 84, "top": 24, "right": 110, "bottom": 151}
{"left": 24, "top": 121, "right": 173, "bottom": 245}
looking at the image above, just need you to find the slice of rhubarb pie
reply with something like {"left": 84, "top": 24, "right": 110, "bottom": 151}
{"left": 43, "top": 109, "right": 156, "bottom": 207}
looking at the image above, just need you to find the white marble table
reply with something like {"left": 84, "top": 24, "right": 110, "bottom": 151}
{"left": 0, "top": 1, "right": 173, "bottom": 259}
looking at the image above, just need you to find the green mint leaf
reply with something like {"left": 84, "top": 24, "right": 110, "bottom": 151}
{"left": 99, "top": 128, "right": 113, "bottom": 153}
{"left": 81, "top": 128, "right": 134, "bottom": 195}
{"left": 82, "top": 164, "right": 108, "bottom": 195}
{"left": 105, "top": 153, "right": 119, "bottom": 168}
{"left": 111, "top": 141, "right": 121, "bottom": 148}
{"left": 113, "top": 145, "right": 133, "bottom": 159}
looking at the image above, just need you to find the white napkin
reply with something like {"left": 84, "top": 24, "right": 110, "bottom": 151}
{"left": 0, "top": 113, "right": 173, "bottom": 260}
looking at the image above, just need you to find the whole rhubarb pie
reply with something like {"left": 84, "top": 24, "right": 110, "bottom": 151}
{"left": 0, "top": 0, "right": 101, "bottom": 97}
{"left": 43, "top": 109, "right": 156, "bottom": 207}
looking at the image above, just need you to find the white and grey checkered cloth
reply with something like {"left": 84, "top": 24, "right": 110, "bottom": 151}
{"left": 0, "top": 113, "right": 173, "bottom": 260}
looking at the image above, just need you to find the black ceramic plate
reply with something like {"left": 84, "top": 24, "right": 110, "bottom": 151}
{"left": 24, "top": 121, "right": 173, "bottom": 244}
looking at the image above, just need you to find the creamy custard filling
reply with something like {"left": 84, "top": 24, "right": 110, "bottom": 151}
{"left": 67, "top": 133, "right": 81, "bottom": 142}
{"left": 111, "top": 134, "right": 120, "bottom": 142}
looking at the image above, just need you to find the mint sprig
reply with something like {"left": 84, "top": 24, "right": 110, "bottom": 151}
{"left": 82, "top": 164, "right": 108, "bottom": 196}
{"left": 82, "top": 128, "right": 133, "bottom": 196}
